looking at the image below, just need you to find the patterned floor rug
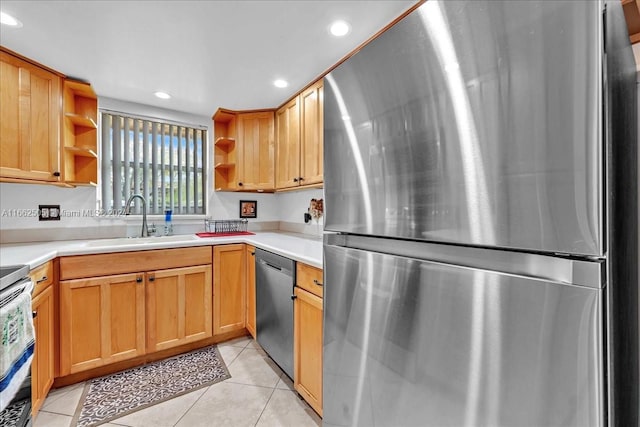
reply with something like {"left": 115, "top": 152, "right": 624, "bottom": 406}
{"left": 72, "top": 345, "right": 230, "bottom": 427}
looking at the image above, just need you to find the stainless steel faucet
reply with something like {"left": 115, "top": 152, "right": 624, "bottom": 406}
{"left": 125, "top": 194, "right": 151, "bottom": 237}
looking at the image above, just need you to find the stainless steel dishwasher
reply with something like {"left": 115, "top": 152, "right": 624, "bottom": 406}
{"left": 255, "top": 248, "right": 295, "bottom": 379}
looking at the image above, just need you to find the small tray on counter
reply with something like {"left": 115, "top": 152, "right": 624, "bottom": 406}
{"left": 196, "top": 231, "right": 255, "bottom": 238}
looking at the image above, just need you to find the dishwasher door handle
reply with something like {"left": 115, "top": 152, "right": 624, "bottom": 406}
{"left": 258, "top": 259, "right": 282, "bottom": 271}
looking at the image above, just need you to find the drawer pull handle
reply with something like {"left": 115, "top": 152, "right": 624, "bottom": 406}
{"left": 36, "top": 276, "right": 48, "bottom": 284}
{"left": 313, "top": 279, "right": 323, "bottom": 287}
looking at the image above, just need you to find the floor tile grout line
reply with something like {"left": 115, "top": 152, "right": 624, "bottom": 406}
{"left": 224, "top": 380, "right": 282, "bottom": 390}
{"left": 221, "top": 347, "right": 244, "bottom": 367}
{"left": 109, "top": 345, "right": 230, "bottom": 427}
{"left": 35, "top": 409, "right": 75, "bottom": 418}
{"left": 171, "top": 386, "right": 211, "bottom": 427}
{"left": 253, "top": 386, "right": 277, "bottom": 427}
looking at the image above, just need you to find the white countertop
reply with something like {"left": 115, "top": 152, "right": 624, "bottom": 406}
{"left": 0, "top": 232, "right": 324, "bottom": 270}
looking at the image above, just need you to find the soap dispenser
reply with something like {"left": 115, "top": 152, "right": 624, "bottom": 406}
{"left": 164, "top": 209, "right": 173, "bottom": 236}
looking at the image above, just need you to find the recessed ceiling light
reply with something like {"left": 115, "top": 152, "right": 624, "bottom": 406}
{"left": 329, "top": 20, "right": 350, "bottom": 37}
{"left": 154, "top": 91, "right": 171, "bottom": 99}
{"left": 1, "top": 11, "right": 23, "bottom": 27}
{"left": 273, "top": 79, "right": 288, "bottom": 88}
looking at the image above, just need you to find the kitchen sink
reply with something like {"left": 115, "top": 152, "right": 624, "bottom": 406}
{"left": 84, "top": 234, "right": 198, "bottom": 247}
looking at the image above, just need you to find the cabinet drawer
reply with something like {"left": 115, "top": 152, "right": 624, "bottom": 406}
{"left": 296, "top": 263, "right": 323, "bottom": 298}
{"left": 30, "top": 260, "right": 54, "bottom": 297}
{"left": 60, "top": 246, "right": 212, "bottom": 280}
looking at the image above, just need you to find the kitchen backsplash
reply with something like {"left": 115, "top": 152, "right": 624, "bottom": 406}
{"left": 0, "top": 183, "right": 324, "bottom": 243}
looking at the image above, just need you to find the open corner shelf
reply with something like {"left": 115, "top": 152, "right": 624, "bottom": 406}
{"left": 214, "top": 137, "right": 235, "bottom": 148}
{"left": 214, "top": 162, "right": 235, "bottom": 170}
{"left": 64, "top": 146, "right": 98, "bottom": 158}
{"left": 65, "top": 113, "right": 97, "bottom": 129}
{"left": 65, "top": 180, "right": 97, "bottom": 187}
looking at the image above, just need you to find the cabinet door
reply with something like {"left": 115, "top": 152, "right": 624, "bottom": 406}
{"left": 213, "top": 244, "right": 246, "bottom": 334}
{"left": 0, "top": 51, "right": 61, "bottom": 182}
{"left": 300, "top": 80, "right": 324, "bottom": 186}
{"left": 60, "top": 273, "right": 145, "bottom": 375}
{"left": 31, "top": 284, "right": 54, "bottom": 416}
{"left": 237, "top": 112, "right": 275, "bottom": 190}
{"left": 146, "top": 265, "right": 213, "bottom": 353}
{"left": 294, "top": 286, "right": 323, "bottom": 416}
{"left": 245, "top": 245, "right": 257, "bottom": 338}
{"left": 275, "top": 97, "right": 301, "bottom": 189}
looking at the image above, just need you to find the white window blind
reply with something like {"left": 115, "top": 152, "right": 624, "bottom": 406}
{"left": 100, "top": 112, "right": 206, "bottom": 215}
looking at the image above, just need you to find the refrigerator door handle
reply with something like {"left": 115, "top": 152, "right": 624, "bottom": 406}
{"left": 325, "top": 234, "right": 604, "bottom": 289}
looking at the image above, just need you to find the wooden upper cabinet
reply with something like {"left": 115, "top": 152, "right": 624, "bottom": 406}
{"left": 300, "top": 79, "right": 323, "bottom": 186}
{"left": 213, "top": 108, "right": 275, "bottom": 192}
{"left": 0, "top": 49, "right": 61, "bottom": 182}
{"left": 275, "top": 79, "right": 323, "bottom": 190}
{"left": 275, "top": 97, "right": 301, "bottom": 189}
{"left": 214, "top": 78, "right": 323, "bottom": 192}
{"left": 237, "top": 111, "right": 275, "bottom": 190}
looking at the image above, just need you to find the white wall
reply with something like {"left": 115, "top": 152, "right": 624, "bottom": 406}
{"left": 277, "top": 188, "right": 324, "bottom": 225}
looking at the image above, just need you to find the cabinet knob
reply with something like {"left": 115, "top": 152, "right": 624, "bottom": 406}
{"left": 250, "top": 252, "right": 255, "bottom": 256}
{"left": 238, "top": 182, "right": 243, "bottom": 186}
{"left": 291, "top": 294, "right": 297, "bottom": 300}
{"left": 298, "top": 177, "right": 304, "bottom": 182}
{"left": 53, "top": 171, "right": 61, "bottom": 177}
{"left": 32, "top": 311, "right": 38, "bottom": 318}
{"left": 313, "top": 279, "right": 323, "bottom": 287}
{"left": 293, "top": 177, "right": 299, "bottom": 182}
{"left": 136, "top": 276, "right": 143, "bottom": 283}
{"left": 148, "top": 275, "right": 155, "bottom": 282}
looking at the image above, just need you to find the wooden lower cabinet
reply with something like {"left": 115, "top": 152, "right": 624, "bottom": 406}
{"left": 245, "top": 245, "right": 256, "bottom": 338}
{"left": 31, "top": 284, "right": 54, "bottom": 416}
{"left": 293, "top": 286, "right": 323, "bottom": 416}
{"left": 146, "top": 265, "right": 212, "bottom": 352}
{"left": 213, "top": 244, "right": 246, "bottom": 334}
{"left": 59, "top": 273, "right": 146, "bottom": 375}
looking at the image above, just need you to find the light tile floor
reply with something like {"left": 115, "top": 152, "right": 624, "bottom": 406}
{"left": 34, "top": 337, "right": 321, "bottom": 427}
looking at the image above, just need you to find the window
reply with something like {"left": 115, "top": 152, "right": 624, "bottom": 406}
{"left": 100, "top": 111, "right": 207, "bottom": 215}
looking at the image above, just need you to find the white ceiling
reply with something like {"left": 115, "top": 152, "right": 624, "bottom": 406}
{"left": 0, "top": 1, "right": 418, "bottom": 118}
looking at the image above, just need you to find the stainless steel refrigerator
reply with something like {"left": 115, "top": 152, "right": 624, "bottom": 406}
{"left": 322, "top": 1, "right": 638, "bottom": 426}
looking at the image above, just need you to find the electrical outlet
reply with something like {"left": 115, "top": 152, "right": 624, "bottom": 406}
{"left": 39, "top": 205, "right": 61, "bottom": 221}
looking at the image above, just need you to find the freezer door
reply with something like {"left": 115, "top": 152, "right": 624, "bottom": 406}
{"left": 324, "top": 0, "right": 603, "bottom": 256}
{"left": 323, "top": 244, "right": 603, "bottom": 427}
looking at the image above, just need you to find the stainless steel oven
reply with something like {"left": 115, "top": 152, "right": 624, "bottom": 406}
{"left": 0, "top": 265, "right": 34, "bottom": 427}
